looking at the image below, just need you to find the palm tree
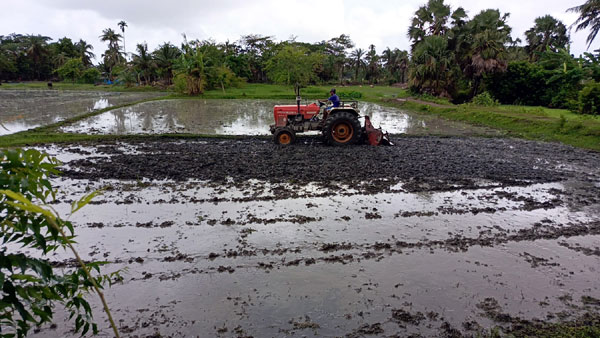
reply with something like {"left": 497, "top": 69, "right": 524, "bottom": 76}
{"left": 381, "top": 47, "right": 398, "bottom": 83}
{"left": 99, "top": 28, "right": 124, "bottom": 80}
{"left": 75, "top": 39, "right": 95, "bottom": 67}
{"left": 118, "top": 21, "right": 128, "bottom": 57}
{"left": 153, "top": 43, "right": 181, "bottom": 85}
{"left": 350, "top": 48, "right": 365, "bottom": 82}
{"left": 461, "top": 9, "right": 512, "bottom": 96}
{"left": 407, "top": 0, "right": 465, "bottom": 49}
{"left": 174, "top": 41, "right": 206, "bottom": 95}
{"left": 25, "top": 35, "right": 51, "bottom": 79}
{"left": 568, "top": 0, "right": 600, "bottom": 49}
{"left": 100, "top": 28, "right": 122, "bottom": 51}
{"left": 365, "top": 44, "right": 379, "bottom": 84}
{"left": 525, "top": 15, "right": 570, "bottom": 60}
{"left": 396, "top": 50, "right": 409, "bottom": 83}
{"left": 409, "top": 35, "right": 455, "bottom": 97}
{"left": 132, "top": 42, "right": 154, "bottom": 85}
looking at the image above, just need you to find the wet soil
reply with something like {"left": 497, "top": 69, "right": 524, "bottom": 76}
{"left": 26, "top": 135, "right": 600, "bottom": 337}
{"left": 60, "top": 136, "right": 594, "bottom": 194}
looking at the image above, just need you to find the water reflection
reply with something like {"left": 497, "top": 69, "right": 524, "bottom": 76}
{"left": 63, "top": 99, "right": 493, "bottom": 136}
{"left": 0, "top": 90, "right": 165, "bottom": 135}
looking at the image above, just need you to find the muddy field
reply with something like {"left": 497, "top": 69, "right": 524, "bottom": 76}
{"left": 27, "top": 135, "right": 600, "bottom": 337}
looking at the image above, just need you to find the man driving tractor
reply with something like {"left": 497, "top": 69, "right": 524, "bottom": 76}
{"left": 319, "top": 88, "right": 340, "bottom": 110}
{"left": 318, "top": 88, "right": 340, "bottom": 120}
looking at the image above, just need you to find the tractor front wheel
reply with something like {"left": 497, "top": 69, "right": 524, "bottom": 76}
{"left": 273, "top": 127, "right": 296, "bottom": 145}
{"left": 322, "top": 112, "right": 362, "bottom": 146}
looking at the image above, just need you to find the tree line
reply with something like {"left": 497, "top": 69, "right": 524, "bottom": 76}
{"left": 406, "top": 0, "right": 600, "bottom": 114}
{"left": 1, "top": 0, "right": 599, "bottom": 113}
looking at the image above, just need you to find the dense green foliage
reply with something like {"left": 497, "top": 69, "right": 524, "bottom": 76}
{"left": 0, "top": 149, "right": 119, "bottom": 337}
{"left": 486, "top": 50, "right": 600, "bottom": 110}
{"left": 1, "top": 2, "right": 600, "bottom": 110}
{"left": 578, "top": 81, "right": 600, "bottom": 114}
{"left": 404, "top": 0, "right": 600, "bottom": 113}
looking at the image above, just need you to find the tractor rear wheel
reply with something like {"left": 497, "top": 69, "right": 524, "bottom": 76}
{"left": 322, "top": 111, "right": 362, "bottom": 146}
{"left": 273, "top": 127, "right": 295, "bottom": 145}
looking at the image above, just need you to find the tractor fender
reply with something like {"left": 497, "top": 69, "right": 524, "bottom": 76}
{"left": 329, "top": 108, "right": 359, "bottom": 118}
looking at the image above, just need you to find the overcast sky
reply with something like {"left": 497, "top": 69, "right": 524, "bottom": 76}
{"left": 1, "top": 0, "right": 596, "bottom": 62}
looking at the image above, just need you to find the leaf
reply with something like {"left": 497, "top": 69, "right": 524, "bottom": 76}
{"left": 4, "top": 201, "right": 56, "bottom": 221}
{"left": 70, "top": 190, "right": 102, "bottom": 214}
{"left": 11, "top": 274, "right": 41, "bottom": 283}
{"left": 0, "top": 190, "right": 33, "bottom": 206}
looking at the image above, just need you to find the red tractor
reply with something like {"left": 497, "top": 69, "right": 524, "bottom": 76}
{"left": 269, "top": 86, "right": 392, "bottom": 146}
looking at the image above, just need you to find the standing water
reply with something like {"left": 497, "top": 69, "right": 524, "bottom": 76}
{"left": 61, "top": 99, "right": 499, "bottom": 136}
{"left": 0, "top": 90, "right": 165, "bottom": 135}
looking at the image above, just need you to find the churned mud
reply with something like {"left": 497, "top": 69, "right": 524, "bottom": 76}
{"left": 29, "top": 136, "right": 600, "bottom": 337}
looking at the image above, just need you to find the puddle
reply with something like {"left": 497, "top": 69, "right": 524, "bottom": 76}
{"left": 28, "top": 177, "right": 600, "bottom": 336}
{"left": 0, "top": 90, "right": 165, "bottom": 135}
{"left": 60, "top": 99, "right": 498, "bottom": 136}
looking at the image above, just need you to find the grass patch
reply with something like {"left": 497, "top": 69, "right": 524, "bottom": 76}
{"left": 0, "top": 81, "right": 165, "bottom": 92}
{"left": 395, "top": 100, "right": 600, "bottom": 151}
{"left": 197, "top": 84, "right": 405, "bottom": 101}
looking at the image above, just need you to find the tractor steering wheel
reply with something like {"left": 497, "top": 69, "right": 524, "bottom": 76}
{"left": 317, "top": 100, "right": 331, "bottom": 108}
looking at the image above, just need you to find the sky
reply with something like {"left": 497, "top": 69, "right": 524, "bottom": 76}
{"left": 0, "top": 0, "right": 596, "bottom": 62}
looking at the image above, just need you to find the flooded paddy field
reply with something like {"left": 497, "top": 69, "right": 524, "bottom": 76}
{"left": 60, "top": 99, "right": 499, "bottom": 136}
{"left": 28, "top": 136, "right": 600, "bottom": 337}
{"left": 0, "top": 90, "right": 164, "bottom": 135}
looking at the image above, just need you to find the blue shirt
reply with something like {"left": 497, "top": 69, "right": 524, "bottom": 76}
{"left": 329, "top": 94, "right": 340, "bottom": 107}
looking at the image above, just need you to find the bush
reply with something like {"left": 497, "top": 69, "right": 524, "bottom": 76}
{"left": 0, "top": 149, "right": 120, "bottom": 336}
{"left": 485, "top": 61, "right": 547, "bottom": 106}
{"left": 578, "top": 82, "right": 600, "bottom": 115}
{"left": 55, "top": 58, "right": 84, "bottom": 83}
{"left": 471, "top": 92, "right": 499, "bottom": 106}
{"left": 80, "top": 68, "right": 101, "bottom": 84}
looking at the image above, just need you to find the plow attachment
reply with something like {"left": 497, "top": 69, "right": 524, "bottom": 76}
{"left": 363, "top": 116, "right": 393, "bottom": 146}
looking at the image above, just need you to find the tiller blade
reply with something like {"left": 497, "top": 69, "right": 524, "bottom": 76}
{"left": 363, "top": 116, "right": 393, "bottom": 146}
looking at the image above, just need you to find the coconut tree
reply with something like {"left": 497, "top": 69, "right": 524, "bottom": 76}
{"left": 350, "top": 48, "right": 365, "bottom": 82}
{"left": 568, "top": 0, "right": 600, "bottom": 49}
{"left": 75, "top": 39, "right": 95, "bottom": 67}
{"left": 365, "top": 44, "right": 379, "bottom": 84}
{"left": 131, "top": 42, "right": 154, "bottom": 85}
{"left": 153, "top": 43, "right": 181, "bottom": 85}
{"left": 99, "top": 28, "right": 124, "bottom": 80}
{"left": 381, "top": 48, "right": 409, "bottom": 84}
{"left": 25, "top": 35, "right": 51, "bottom": 80}
{"left": 525, "top": 15, "right": 570, "bottom": 60}
{"left": 381, "top": 47, "right": 399, "bottom": 83}
{"left": 100, "top": 28, "right": 121, "bottom": 52}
